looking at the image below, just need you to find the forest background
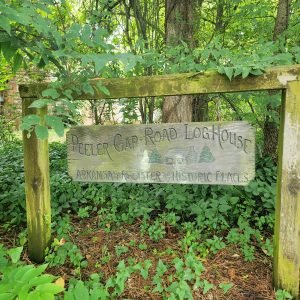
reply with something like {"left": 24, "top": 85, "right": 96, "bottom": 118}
{"left": 0, "top": 0, "right": 300, "bottom": 299}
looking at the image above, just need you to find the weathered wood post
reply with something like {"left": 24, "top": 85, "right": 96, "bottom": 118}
{"left": 21, "top": 97, "right": 51, "bottom": 263}
{"left": 274, "top": 80, "right": 300, "bottom": 298}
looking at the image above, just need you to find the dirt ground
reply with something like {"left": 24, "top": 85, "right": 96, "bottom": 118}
{"left": 0, "top": 217, "right": 276, "bottom": 300}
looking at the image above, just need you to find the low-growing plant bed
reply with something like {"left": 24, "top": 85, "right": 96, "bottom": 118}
{"left": 0, "top": 140, "right": 290, "bottom": 299}
{"left": 0, "top": 219, "right": 278, "bottom": 300}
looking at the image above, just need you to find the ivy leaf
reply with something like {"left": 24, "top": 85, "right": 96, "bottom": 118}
{"left": 224, "top": 67, "right": 234, "bottom": 81}
{"left": 45, "top": 115, "right": 64, "bottom": 137}
{"left": 35, "top": 125, "right": 49, "bottom": 140}
{"left": 0, "top": 15, "right": 11, "bottom": 35}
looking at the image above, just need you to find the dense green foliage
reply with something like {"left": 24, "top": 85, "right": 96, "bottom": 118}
{"left": 0, "top": 0, "right": 300, "bottom": 138}
{"left": 0, "top": 139, "right": 282, "bottom": 299}
{"left": 0, "top": 0, "right": 299, "bottom": 298}
{"left": 0, "top": 140, "right": 275, "bottom": 257}
{"left": 0, "top": 245, "right": 64, "bottom": 299}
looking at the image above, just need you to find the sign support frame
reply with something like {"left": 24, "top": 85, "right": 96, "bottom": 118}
{"left": 20, "top": 65, "right": 300, "bottom": 298}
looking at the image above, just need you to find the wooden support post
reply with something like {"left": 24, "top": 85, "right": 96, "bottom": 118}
{"left": 22, "top": 98, "right": 51, "bottom": 263}
{"left": 274, "top": 80, "right": 300, "bottom": 299}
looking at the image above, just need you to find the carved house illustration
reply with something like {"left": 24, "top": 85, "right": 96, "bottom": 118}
{"left": 164, "top": 147, "right": 197, "bottom": 165}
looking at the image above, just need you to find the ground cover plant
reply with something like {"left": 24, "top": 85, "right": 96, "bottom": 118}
{"left": 0, "top": 139, "right": 292, "bottom": 299}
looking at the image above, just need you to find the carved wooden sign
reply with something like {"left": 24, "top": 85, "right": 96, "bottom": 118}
{"left": 67, "top": 122, "right": 255, "bottom": 185}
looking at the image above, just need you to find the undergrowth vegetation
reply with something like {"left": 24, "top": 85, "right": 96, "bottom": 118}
{"left": 0, "top": 140, "right": 283, "bottom": 299}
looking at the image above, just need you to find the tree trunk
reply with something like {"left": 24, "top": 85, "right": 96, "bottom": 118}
{"left": 263, "top": 0, "right": 291, "bottom": 160}
{"left": 192, "top": 95, "right": 209, "bottom": 122}
{"left": 163, "top": 0, "right": 195, "bottom": 123}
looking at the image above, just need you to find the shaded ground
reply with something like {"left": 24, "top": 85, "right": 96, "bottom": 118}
{"left": 0, "top": 217, "right": 275, "bottom": 299}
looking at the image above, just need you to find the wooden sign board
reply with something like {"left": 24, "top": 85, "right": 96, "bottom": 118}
{"left": 67, "top": 122, "right": 255, "bottom": 185}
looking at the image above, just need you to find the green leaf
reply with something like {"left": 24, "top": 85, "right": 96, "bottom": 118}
{"left": 20, "top": 115, "right": 41, "bottom": 131}
{"left": 93, "top": 54, "right": 110, "bottom": 73}
{"left": 45, "top": 115, "right": 64, "bottom": 137}
{"left": 156, "top": 259, "right": 167, "bottom": 275}
{"left": 234, "top": 66, "right": 243, "bottom": 77}
{"left": 62, "top": 89, "right": 73, "bottom": 100}
{"left": 0, "top": 31, "right": 11, "bottom": 42}
{"left": 1, "top": 41, "right": 17, "bottom": 62}
{"left": 35, "top": 125, "right": 49, "bottom": 140}
{"left": 21, "top": 264, "right": 48, "bottom": 282}
{"left": 35, "top": 283, "right": 64, "bottom": 294}
{"left": 12, "top": 53, "right": 22, "bottom": 73}
{"left": 0, "top": 293, "right": 13, "bottom": 300}
{"left": 250, "top": 69, "right": 263, "bottom": 76}
{"left": 37, "top": 292, "right": 53, "bottom": 300}
{"left": 219, "top": 282, "right": 233, "bottom": 293}
{"left": 42, "top": 88, "right": 59, "bottom": 99}
{"left": 0, "top": 15, "right": 11, "bottom": 35}
{"left": 73, "top": 281, "right": 89, "bottom": 300}
{"left": 96, "top": 82, "right": 110, "bottom": 96}
{"left": 7, "top": 246, "right": 23, "bottom": 263}
{"left": 29, "top": 99, "right": 54, "bottom": 109}
{"left": 83, "top": 83, "right": 94, "bottom": 95}
{"left": 224, "top": 67, "right": 234, "bottom": 81}
{"left": 242, "top": 67, "right": 250, "bottom": 79}
{"left": 217, "top": 66, "right": 225, "bottom": 74}
{"left": 29, "top": 274, "right": 56, "bottom": 286}
{"left": 203, "top": 280, "right": 214, "bottom": 294}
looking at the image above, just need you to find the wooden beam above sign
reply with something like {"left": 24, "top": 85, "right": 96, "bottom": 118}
{"left": 67, "top": 122, "right": 255, "bottom": 185}
{"left": 19, "top": 65, "right": 300, "bottom": 99}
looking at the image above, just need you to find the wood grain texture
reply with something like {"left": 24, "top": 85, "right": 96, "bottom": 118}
{"left": 67, "top": 122, "right": 255, "bottom": 185}
{"left": 22, "top": 98, "right": 51, "bottom": 263}
{"left": 19, "top": 65, "right": 300, "bottom": 99}
{"left": 273, "top": 80, "right": 300, "bottom": 298}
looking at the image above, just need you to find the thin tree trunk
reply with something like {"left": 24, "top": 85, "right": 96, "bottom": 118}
{"left": 263, "top": 0, "right": 291, "bottom": 160}
{"left": 163, "top": 0, "right": 194, "bottom": 123}
{"left": 163, "top": 0, "right": 208, "bottom": 123}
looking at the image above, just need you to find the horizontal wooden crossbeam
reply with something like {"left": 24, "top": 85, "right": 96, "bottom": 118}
{"left": 19, "top": 64, "right": 300, "bottom": 99}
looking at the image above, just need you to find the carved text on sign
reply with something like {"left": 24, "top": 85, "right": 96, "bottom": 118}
{"left": 67, "top": 122, "right": 255, "bottom": 185}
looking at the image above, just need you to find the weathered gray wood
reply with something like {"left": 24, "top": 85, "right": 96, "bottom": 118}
{"left": 273, "top": 80, "right": 300, "bottom": 298}
{"left": 22, "top": 98, "right": 51, "bottom": 263}
{"left": 19, "top": 65, "right": 300, "bottom": 100}
{"left": 67, "top": 122, "right": 255, "bottom": 185}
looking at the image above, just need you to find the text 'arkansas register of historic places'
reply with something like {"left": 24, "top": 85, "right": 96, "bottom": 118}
{"left": 66, "top": 122, "right": 255, "bottom": 185}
